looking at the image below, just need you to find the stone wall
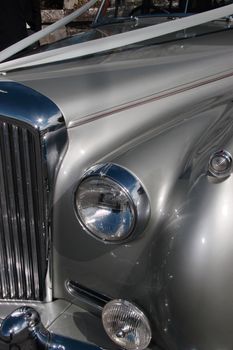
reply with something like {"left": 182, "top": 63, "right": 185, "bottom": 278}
{"left": 40, "top": 0, "right": 98, "bottom": 44}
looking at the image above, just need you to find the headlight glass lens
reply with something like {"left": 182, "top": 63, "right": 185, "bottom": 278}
{"left": 102, "top": 299, "right": 152, "bottom": 350}
{"left": 76, "top": 177, "right": 135, "bottom": 241}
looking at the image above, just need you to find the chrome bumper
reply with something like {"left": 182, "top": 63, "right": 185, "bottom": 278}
{"left": 0, "top": 307, "right": 102, "bottom": 350}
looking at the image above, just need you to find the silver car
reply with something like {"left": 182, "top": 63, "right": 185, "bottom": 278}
{"left": 0, "top": 1, "right": 233, "bottom": 349}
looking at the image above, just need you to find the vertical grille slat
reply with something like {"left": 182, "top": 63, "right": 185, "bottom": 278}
{"left": 12, "top": 126, "right": 32, "bottom": 299}
{"left": 0, "top": 200, "right": 9, "bottom": 299}
{"left": 0, "top": 123, "right": 17, "bottom": 298}
{"left": 3, "top": 122, "right": 24, "bottom": 299}
{"left": 22, "top": 129, "right": 40, "bottom": 300}
{"left": 0, "top": 118, "right": 47, "bottom": 301}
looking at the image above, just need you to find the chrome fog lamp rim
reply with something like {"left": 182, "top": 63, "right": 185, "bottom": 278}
{"left": 102, "top": 299, "right": 152, "bottom": 350}
{"left": 75, "top": 163, "right": 150, "bottom": 243}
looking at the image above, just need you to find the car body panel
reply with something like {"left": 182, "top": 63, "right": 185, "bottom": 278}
{"left": 5, "top": 25, "right": 233, "bottom": 126}
{"left": 48, "top": 74, "right": 233, "bottom": 350}
{"left": 6, "top": 37, "right": 233, "bottom": 350}
{"left": 1, "top": 5, "right": 233, "bottom": 350}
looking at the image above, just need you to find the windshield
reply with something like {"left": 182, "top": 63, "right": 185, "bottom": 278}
{"left": 96, "top": 0, "right": 233, "bottom": 23}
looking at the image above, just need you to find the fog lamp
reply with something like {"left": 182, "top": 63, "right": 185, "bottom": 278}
{"left": 75, "top": 164, "right": 150, "bottom": 242}
{"left": 102, "top": 299, "right": 152, "bottom": 350}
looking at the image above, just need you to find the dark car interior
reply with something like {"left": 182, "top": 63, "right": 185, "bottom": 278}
{"left": 130, "top": 0, "right": 229, "bottom": 16}
{"left": 100, "top": 0, "right": 232, "bottom": 19}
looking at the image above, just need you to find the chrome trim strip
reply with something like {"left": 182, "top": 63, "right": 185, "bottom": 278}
{"left": 66, "top": 281, "right": 111, "bottom": 314}
{"left": 0, "top": 81, "right": 68, "bottom": 302}
{"left": 69, "top": 69, "right": 233, "bottom": 128}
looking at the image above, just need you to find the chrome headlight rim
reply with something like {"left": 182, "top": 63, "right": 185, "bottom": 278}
{"left": 74, "top": 163, "right": 150, "bottom": 244}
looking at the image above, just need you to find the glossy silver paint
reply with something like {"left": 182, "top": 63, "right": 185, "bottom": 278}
{"left": 2, "top": 18, "right": 233, "bottom": 350}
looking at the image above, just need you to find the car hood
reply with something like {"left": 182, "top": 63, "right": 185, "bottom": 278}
{"left": 3, "top": 25, "right": 233, "bottom": 127}
{"left": 25, "top": 18, "right": 170, "bottom": 53}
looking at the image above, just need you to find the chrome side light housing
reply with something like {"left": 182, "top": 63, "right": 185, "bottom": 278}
{"left": 75, "top": 163, "right": 150, "bottom": 242}
{"left": 208, "top": 150, "right": 232, "bottom": 178}
{"left": 102, "top": 299, "right": 152, "bottom": 350}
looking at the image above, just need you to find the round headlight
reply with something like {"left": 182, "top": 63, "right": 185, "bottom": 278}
{"left": 75, "top": 164, "right": 150, "bottom": 242}
{"left": 102, "top": 299, "right": 152, "bottom": 350}
{"left": 76, "top": 176, "right": 135, "bottom": 241}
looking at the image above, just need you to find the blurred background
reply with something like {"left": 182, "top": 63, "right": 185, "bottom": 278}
{"left": 40, "top": 0, "right": 100, "bottom": 44}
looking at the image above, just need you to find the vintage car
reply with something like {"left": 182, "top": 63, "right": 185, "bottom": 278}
{"left": 0, "top": 1, "right": 233, "bottom": 349}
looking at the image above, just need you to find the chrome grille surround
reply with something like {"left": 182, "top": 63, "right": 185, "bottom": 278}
{"left": 0, "top": 118, "right": 46, "bottom": 300}
{"left": 0, "top": 81, "right": 67, "bottom": 301}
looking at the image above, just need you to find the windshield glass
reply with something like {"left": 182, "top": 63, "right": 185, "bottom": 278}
{"left": 96, "top": 0, "right": 233, "bottom": 23}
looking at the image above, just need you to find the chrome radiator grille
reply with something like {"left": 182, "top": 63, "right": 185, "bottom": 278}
{"left": 0, "top": 117, "right": 47, "bottom": 301}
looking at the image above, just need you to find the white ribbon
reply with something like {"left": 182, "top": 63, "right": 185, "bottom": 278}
{"left": 1, "top": 4, "right": 233, "bottom": 72}
{"left": 0, "top": 0, "right": 98, "bottom": 63}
